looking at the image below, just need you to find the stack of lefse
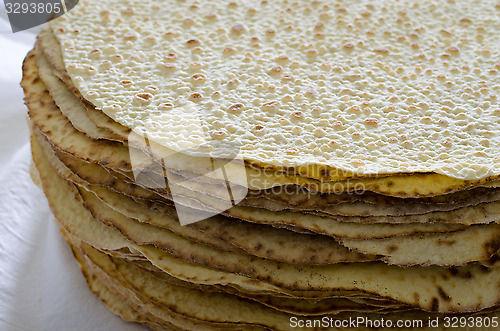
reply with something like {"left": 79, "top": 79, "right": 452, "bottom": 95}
{"left": 23, "top": 26, "right": 500, "bottom": 330}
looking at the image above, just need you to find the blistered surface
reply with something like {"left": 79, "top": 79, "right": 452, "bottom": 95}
{"left": 52, "top": 0, "right": 500, "bottom": 180}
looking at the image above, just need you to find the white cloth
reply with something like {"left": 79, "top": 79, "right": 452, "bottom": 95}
{"left": 0, "top": 19, "right": 145, "bottom": 331}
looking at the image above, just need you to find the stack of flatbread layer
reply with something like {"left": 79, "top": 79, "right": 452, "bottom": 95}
{"left": 23, "top": 0, "right": 500, "bottom": 329}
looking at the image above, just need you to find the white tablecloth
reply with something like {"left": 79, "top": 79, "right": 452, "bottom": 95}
{"left": 0, "top": 18, "right": 145, "bottom": 331}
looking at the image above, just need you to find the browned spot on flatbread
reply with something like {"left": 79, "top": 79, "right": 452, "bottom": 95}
{"left": 449, "top": 267, "right": 473, "bottom": 279}
{"left": 438, "top": 287, "right": 451, "bottom": 302}
{"left": 462, "top": 271, "right": 473, "bottom": 279}
{"left": 319, "top": 168, "right": 329, "bottom": 178}
{"left": 387, "top": 245, "right": 398, "bottom": 253}
{"left": 479, "top": 265, "right": 492, "bottom": 273}
{"left": 437, "top": 239, "right": 456, "bottom": 247}
{"left": 430, "top": 298, "right": 440, "bottom": 312}
{"left": 487, "top": 254, "right": 500, "bottom": 265}
{"left": 484, "top": 237, "right": 500, "bottom": 255}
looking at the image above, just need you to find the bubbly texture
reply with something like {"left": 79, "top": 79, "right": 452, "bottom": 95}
{"left": 51, "top": 0, "right": 500, "bottom": 180}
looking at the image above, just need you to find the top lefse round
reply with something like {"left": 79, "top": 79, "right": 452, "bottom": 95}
{"left": 51, "top": 0, "right": 500, "bottom": 180}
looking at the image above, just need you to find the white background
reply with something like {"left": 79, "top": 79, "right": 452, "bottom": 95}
{"left": 0, "top": 11, "right": 145, "bottom": 331}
